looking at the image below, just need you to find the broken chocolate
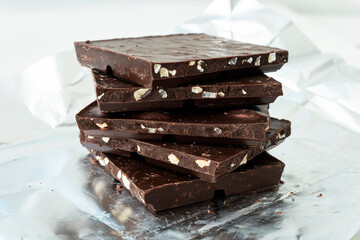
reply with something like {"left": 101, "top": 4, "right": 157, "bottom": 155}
{"left": 76, "top": 102, "right": 270, "bottom": 145}
{"left": 81, "top": 118, "right": 290, "bottom": 182}
{"left": 93, "top": 70, "right": 283, "bottom": 112}
{"left": 75, "top": 34, "right": 288, "bottom": 87}
{"left": 89, "top": 151, "right": 285, "bottom": 212}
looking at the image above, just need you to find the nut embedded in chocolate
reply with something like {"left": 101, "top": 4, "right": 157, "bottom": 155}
{"left": 268, "top": 52, "right": 276, "bottom": 63}
{"left": 192, "top": 86, "right": 203, "bottom": 94}
{"left": 168, "top": 154, "right": 180, "bottom": 165}
{"left": 133, "top": 88, "right": 151, "bottom": 101}
{"left": 195, "top": 159, "right": 211, "bottom": 168}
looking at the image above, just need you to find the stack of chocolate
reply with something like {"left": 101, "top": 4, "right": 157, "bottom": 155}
{"left": 74, "top": 34, "right": 290, "bottom": 212}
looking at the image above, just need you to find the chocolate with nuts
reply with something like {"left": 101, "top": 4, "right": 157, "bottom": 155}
{"left": 76, "top": 102, "right": 270, "bottom": 146}
{"left": 89, "top": 151, "right": 285, "bottom": 212}
{"left": 75, "top": 34, "right": 288, "bottom": 87}
{"left": 93, "top": 70, "right": 283, "bottom": 112}
{"left": 81, "top": 118, "right": 290, "bottom": 182}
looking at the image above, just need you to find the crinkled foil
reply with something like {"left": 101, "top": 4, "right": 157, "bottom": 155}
{"left": 1, "top": 0, "right": 360, "bottom": 239}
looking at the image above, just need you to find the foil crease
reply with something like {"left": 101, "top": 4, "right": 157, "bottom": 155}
{"left": 1, "top": 0, "right": 360, "bottom": 239}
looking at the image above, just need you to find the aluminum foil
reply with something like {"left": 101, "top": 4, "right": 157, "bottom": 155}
{"left": 1, "top": 0, "right": 360, "bottom": 239}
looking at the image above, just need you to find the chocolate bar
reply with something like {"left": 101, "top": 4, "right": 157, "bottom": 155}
{"left": 88, "top": 151, "right": 284, "bottom": 212}
{"left": 81, "top": 118, "right": 290, "bottom": 182}
{"left": 76, "top": 102, "right": 269, "bottom": 145}
{"left": 75, "top": 34, "right": 288, "bottom": 87}
{"left": 94, "top": 70, "right": 283, "bottom": 112}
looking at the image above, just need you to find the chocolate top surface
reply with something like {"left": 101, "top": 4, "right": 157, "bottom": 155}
{"left": 78, "top": 101, "right": 268, "bottom": 124}
{"left": 80, "top": 34, "right": 286, "bottom": 63}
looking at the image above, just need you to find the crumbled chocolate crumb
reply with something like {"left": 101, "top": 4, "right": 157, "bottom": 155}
{"left": 116, "top": 185, "right": 123, "bottom": 194}
{"left": 317, "top": 193, "right": 323, "bottom": 197}
{"left": 89, "top": 157, "right": 100, "bottom": 166}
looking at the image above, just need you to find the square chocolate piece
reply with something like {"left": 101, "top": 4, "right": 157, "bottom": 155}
{"left": 88, "top": 151, "right": 285, "bottom": 212}
{"left": 75, "top": 34, "right": 288, "bottom": 87}
{"left": 76, "top": 102, "right": 270, "bottom": 146}
{"left": 93, "top": 70, "right": 283, "bottom": 112}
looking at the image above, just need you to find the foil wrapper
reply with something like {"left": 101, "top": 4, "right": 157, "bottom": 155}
{"left": 1, "top": 0, "right": 360, "bottom": 239}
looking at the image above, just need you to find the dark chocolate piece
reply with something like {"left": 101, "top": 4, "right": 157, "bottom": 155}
{"left": 76, "top": 102, "right": 269, "bottom": 145}
{"left": 88, "top": 151, "right": 285, "bottom": 212}
{"left": 75, "top": 34, "right": 288, "bottom": 87}
{"left": 94, "top": 70, "right": 283, "bottom": 112}
{"left": 81, "top": 118, "right": 290, "bottom": 182}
